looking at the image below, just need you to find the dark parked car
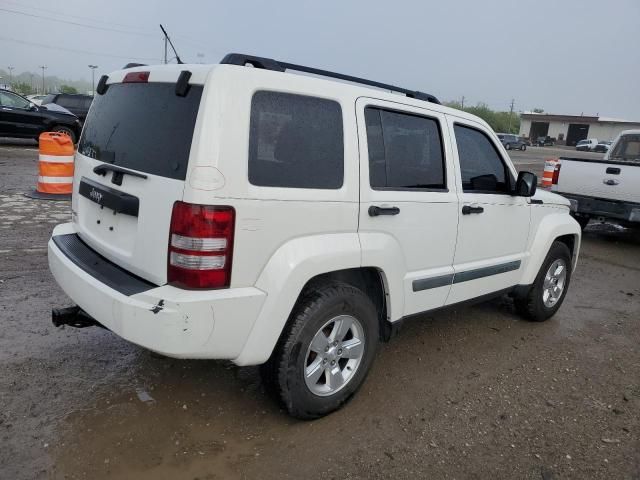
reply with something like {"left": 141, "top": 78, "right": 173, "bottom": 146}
{"left": 42, "top": 93, "right": 93, "bottom": 123}
{"left": 497, "top": 133, "right": 527, "bottom": 150}
{"left": 593, "top": 141, "right": 612, "bottom": 153}
{"left": 0, "top": 89, "right": 82, "bottom": 143}
{"left": 536, "top": 136, "right": 555, "bottom": 146}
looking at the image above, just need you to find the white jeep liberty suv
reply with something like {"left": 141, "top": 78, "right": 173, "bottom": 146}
{"left": 48, "top": 54, "right": 581, "bottom": 419}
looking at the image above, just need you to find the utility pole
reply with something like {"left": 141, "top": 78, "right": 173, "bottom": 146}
{"left": 7, "top": 66, "right": 14, "bottom": 87}
{"left": 508, "top": 98, "right": 515, "bottom": 133}
{"left": 30, "top": 73, "right": 34, "bottom": 93}
{"left": 39, "top": 65, "right": 47, "bottom": 94}
{"left": 88, "top": 65, "right": 98, "bottom": 95}
{"left": 460, "top": 96, "right": 465, "bottom": 109}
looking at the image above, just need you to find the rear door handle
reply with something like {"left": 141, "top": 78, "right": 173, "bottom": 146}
{"left": 368, "top": 205, "right": 400, "bottom": 216}
{"left": 462, "top": 204, "right": 484, "bottom": 215}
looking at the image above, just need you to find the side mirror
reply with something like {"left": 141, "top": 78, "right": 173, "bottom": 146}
{"left": 514, "top": 171, "right": 537, "bottom": 197}
{"left": 29, "top": 103, "right": 38, "bottom": 112}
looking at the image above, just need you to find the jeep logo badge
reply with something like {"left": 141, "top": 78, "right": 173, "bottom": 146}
{"left": 89, "top": 188, "right": 103, "bottom": 203}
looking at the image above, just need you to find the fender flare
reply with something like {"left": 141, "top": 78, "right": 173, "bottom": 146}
{"left": 234, "top": 233, "right": 363, "bottom": 366}
{"left": 519, "top": 212, "right": 581, "bottom": 286}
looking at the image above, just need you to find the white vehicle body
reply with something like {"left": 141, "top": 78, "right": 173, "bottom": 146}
{"left": 553, "top": 129, "right": 640, "bottom": 225}
{"left": 26, "top": 94, "right": 48, "bottom": 106}
{"left": 576, "top": 138, "right": 598, "bottom": 151}
{"left": 48, "top": 60, "right": 581, "bottom": 370}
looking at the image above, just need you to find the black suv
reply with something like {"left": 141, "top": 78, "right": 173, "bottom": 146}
{"left": 0, "top": 89, "right": 82, "bottom": 143}
{"left": 42, "top": 93, "right": 93, "bottom": 123}
{"left": 497, "top": 133, "right": 527, "bottom": 151}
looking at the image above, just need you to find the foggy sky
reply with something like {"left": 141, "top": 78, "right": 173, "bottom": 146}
{"left": 2, "top": 0, "right": 639, "bottom": 118}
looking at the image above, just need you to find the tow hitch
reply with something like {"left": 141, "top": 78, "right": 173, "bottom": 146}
{"left": 52, "top": 306, "right": 103, "bottom": 329}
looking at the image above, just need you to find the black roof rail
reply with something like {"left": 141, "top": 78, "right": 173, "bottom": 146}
{"left": 220, "top": 53, "right": 440, "bottom": 104}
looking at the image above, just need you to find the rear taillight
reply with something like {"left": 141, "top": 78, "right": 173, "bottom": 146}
{"left": 168, "top": 202, "right": 235, "bottom": 289}
{"left": 552, "top": 163, "right": 561, "bottom": 185}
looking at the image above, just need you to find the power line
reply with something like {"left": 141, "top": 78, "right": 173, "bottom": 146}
{"left": 0, "top": 0, "right": 156, "bottom": 33}
{"left": 0, "top": 3, "right": 224, "bottom": 59}
{"left": 0, "top": 6, "right": 158, "bottom": 37}
{"left": 0, "top": 35, "right": 159, "bottom": 62}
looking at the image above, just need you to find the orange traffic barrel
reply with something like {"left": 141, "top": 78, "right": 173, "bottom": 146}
{"left": 26, "top": 132, "right": 74, "bottom": 200}
{"left": 541, "top": 157, "right": 559, "bottom": 188}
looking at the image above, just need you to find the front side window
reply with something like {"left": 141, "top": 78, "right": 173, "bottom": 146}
{"left": 365, "top": 107, "right": 446, "bottom": 190}
{"left": 454, "top": 124, "right": 511, "bottom": 193}
{"left": 249, "top": 91, "right": 344, "bottom": 189}
{"left": 0, "top": 91, "right": 30, "bottom": 109}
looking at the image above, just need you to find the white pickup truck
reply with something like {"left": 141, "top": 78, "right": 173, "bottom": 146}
{"left": 552, "top": 129, "right": 640, "bottom": 229}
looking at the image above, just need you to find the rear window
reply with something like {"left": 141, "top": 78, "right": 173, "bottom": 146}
{"left": 364, "top": 107, "right": 446, "bottom": 190}
{"left": 78, "top": 83, "right": 203, "bottom": 180}
{"left": 610, "top": 134, "right": 640, "bottom": 161}
{"left": 248, "top": 91, "right": 344, "bottom": 189}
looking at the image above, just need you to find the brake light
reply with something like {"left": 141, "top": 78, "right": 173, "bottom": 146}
{"left": 123, "top": 71, "right": 150, "bottom": 83}
{"left": 552, "top": 163, "right": 561, "bottom": 184}
{"left": 168, "top": 202, "right": 235, "bottom": 289}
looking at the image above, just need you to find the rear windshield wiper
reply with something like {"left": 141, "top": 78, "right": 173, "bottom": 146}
{"left": 93, "top": 164, "right": 148, "bottom": 180}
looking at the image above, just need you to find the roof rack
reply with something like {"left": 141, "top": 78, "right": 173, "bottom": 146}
{"left": 220, "top": 53, "right": 440, "bottom": 104}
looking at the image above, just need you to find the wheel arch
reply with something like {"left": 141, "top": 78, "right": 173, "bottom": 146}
{"left": 519, "top": 213, "right": 581, "bottom": 286}
{"left": 234, "top": 234, "right": 360, "bottom": 365}
{"left": 301, "top": 267, "right": 393, "bottom": 342}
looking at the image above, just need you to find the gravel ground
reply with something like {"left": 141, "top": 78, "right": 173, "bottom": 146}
{"left": 0, "top": 141, "right": 638, "bottom": 480}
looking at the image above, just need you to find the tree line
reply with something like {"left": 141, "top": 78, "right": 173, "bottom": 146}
{"left": 445, "top": 101, "right": 521, "bottom": 134}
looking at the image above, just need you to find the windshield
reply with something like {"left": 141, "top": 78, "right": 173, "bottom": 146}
{"left": 610, "top": 135, "right": 640, "bottom": 161}
{"left": 78, "top": 82, "right": 203, "bottom": 180}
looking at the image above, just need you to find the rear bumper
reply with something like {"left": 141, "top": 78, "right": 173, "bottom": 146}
{"left": 561, "top": 193, "right": 640, "bottom": 223}
{"left": 48, "top": 223, "right": 266, "bottom": 360}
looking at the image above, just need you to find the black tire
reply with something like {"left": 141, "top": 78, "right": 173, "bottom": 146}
{"left": 520, "top": 144, "right": 526, "bottom": 151}
{"left": 505, "top": 143, "right": 511, "bottom": 150}
{"left": 261, "top": 283, "right": 379, "bottom": 420}
{"left": 515, "top": 241, "right": 572, "bottom": 322}
{"left": 51, "top": 125, "right": 76, "bottom": 144}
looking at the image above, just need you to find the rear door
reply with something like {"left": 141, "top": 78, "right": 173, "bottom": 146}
{"left": 446, "top": 117, "right": 530, "bottom": 305}
{"left": 357, "top": 97, "right": 459, "bottom": 316}
{"left": 73, "top": 76, "right": 203, "bottom": 285}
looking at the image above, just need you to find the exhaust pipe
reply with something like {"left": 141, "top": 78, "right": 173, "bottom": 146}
{"left": 52, "top": 306, "right": 104, "bottom": 329}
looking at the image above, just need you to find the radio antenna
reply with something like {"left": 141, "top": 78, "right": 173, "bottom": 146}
{"left": 160, "top": 24, "right": 183, "bottom": 64}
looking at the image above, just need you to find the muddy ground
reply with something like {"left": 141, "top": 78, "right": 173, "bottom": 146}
{"left": 0, "top": 141, "right": 638, "bottom": 480}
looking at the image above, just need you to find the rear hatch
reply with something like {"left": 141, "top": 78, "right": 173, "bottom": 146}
{"left": 72, "top": 69, "right": 204, "bottom": 285}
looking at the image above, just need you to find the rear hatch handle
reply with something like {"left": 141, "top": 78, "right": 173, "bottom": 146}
{"left": 93, "top": 164, "right": 148, "bottom": 180}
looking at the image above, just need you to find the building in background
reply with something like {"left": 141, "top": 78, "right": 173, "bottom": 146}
{"left": 519, "top": 112, "right": 640, "bottom": 146}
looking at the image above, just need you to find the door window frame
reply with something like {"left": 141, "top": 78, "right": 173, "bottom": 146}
{"left": 451, "top": 119, "right": 517, "bottom": 196}
{"left": 361, "top": 102, "right": 449, "bottom": 193}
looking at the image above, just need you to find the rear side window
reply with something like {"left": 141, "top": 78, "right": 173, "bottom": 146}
{"left": 365, "top": 107, "right": 445, "bottom": 190}
{"left": 78, "top": 83, "right": 203, "bottom": 180}
{"left": 454, "top": 124, "right": 511, "bottom": 193}
{"left": 249, "top": 91, "right": 344, "bottom": 189}
{"left": 610, "top": 134, "right": 640, "bottom": 161}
